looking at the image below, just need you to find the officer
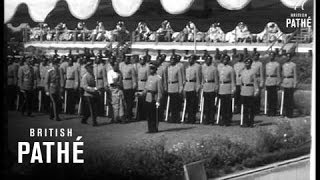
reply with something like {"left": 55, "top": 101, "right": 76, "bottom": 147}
{"left": 156, "top": 54, "right": 168, "bottom": 122}
{"left": 265, "top": 52, "right": 280, "bottom": 116}
{"left": 120, "top": 54, "right": 137, "bottom": 122}
{"left": 201, "top": 56, "right": 219, "bottom": 124}
{"left": 233, "top": 54, "right": 245, "bottom": 113}
{"left": 7, "top": 57, "right": 18, "bottom": 110}
{"left": 167, "top": 55, "right": 183, "bottom": 123}
{"left": 183, "top": 54, "right": 201, "bottom": 123}
{"left": 240, "top": 58, "right": 259, "bottom": 127}
{"left": 94, "top": 55, "right": 108, "bottom": 116}
{"left": 137, "top": 62, "right": 163, "bottom": 133}
{"left": 18, "top": 57, "right": 35, "bottom": 116}
{"left": 65, "top": 57, "right": 79, "bottom": 114}
{"left": 39, "top": 57, "right": 50, "bottom": 113}
{"left": 136, "top": 56, "right": 150, "bottom": 121}
{"left": 81, "top": 62, "right": 99, "bottom": 126}
{"left": 45, "top": 58, "right": 64, "bottom": 121}
{"left": 281, "top": 53, "right": 297, "bottom": 118}
{"left": 251, "top": 52, "right": 264, "bottom": 114}
{"left": 217, "top": 55, "right": 235, "bottom": 126}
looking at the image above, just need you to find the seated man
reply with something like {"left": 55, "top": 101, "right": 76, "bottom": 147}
{"left": 205, "top": 23, "right": 225, "bottom": 42}
{"left": 134, "top": 22, "right": 152, "bottom": 41}
{"left": 256, "top": 22, "right": 285, "bottom": 43}
{"left": 114, "top": 21, "right": 130, "bottom": 43}
{"left": 225, "top": 22, "right": 252, "bottom": 43}
{"left": 156, "top": 20, "right": 173, "bottom": 42}
{"left": 75, "top": 22, "right": 89, "bottom": 41}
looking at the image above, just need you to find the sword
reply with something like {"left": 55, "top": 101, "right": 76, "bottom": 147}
{"left": 156, "top": 103, "right": 160, "bottom": 130}
{"left": 165, "top": 96, "right": 170, "bottom": 122}
{"left": 264, "top": 89, "right": 268, "bottom": 115}
{"left": 232, "top": 97, "right": 235, "bottom": 113}
{"left": 240, "top": 104, "right": 244, "bottom": 126}
{"left": 135, "top": 94, "right": 139, "bottom": 120}
{"left": 200, "top": 94, "right": 204, "bottom": 124}
{"left": 280, "top": 90, "right": 284, "bottom": 116}
{"left": 215, "top": 96, "right": 218, "bottom": 106}
{"left": 216, "top": 99, "right": 221, "bottom": 124}
{"left": 199, "top": 90, "right": 204, "bottom": 112}
{"left": 16, "top": 93, "right": 20, "bottom": 110}
{"left": 64, "top": 90, "right": 67, "bottom": 113}
{"left": 104, "top": 91, "right": 108, "bottom": 116}
{"left": 181, "top": 98, "right": 187, "bottom": 123}
{"left": 78, "top": 97, "right": 82, "bottom": 115}
{"left": 38, "top": 90, "right": 42, "bottom": 112}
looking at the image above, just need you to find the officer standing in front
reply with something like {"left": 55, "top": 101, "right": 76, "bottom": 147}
{"left": 94, "top": 55, "right": 108, "bottom": 116}
{"left": 265, "top": 52, "right": 281, "bottom": 116}
{"left": 251, "top": 52, "right": 264, "bottom": 114}
{"left": 45, "top": 58, "right": 64, "bottom": 121}
{"left": 217, "top": 55, "right": 235, "bottom": 126}
{"left": 65, "top": 57, "right": 79, "bottom": 114}
{"left": 240, "top": 58, "right": 259, "bottom": 127}
{"left": 281, "top": 53, "right": 297, "bottom": 118}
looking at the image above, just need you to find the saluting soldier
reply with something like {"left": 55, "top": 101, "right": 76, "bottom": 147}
{"left": 8, "top": 57, "right": 18, "bottom": 110}
{"left": 217, "top": 55, "right": 235, "bottom": 126}
{"left": 240, "top": 58, "right": 259, "bottom": 127}
{"left": 201, "top": 56, "right": 219, "bottom": 124}
{"left": 136, "top": 56, "right": 150, "bottom": 121}
{"left": 65, "top": 57, "right": 79, "bottom": 114}
{"left": 45, "top": 58, "right": 64, "bottom": 121}
{"left": 281, "top": 53, "right": 297, "bottom": 118}
{"left": 120, "top": 54, "right": 137, "bottom": 122}
{"left": 137, "top": 62, "right": 163, "bottom": 133}
{"left": 156, "top": 54, "right": 168, "bottom": 122}
{"left": 167, "top": 55, "right": 183, "bottom": 123}
{"left": 265, "top": 52, "right": 280, "bottom": 116}
{"left": 81, "top": 62, "right": 99, "bottom": 126}
{"left": 18, "top": 57, "right": 35, "bottom": 116}
{"left": 183, "top": 55, "right": 201, "bottom": 123}
{"left": 94, "top": 55, "right": 108, "bottom": 116}
{"left": 251, "top": 52, "right": 264, "bottom": 114}
{"left": 233, "top": 54, "right": 245, "bottom": 113}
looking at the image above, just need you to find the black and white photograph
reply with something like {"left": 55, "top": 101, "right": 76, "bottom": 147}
{"left": 2, "top": 0, "right": 315, "bottom": 179}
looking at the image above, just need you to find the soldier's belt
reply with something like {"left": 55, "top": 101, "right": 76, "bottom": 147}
{"left": 186, "top": 79, "right": 196, "bottom": 82}
{"left": 267, "top": 75, "right": 277, "bottom": 78}
{"left": 205, "top": 80, "right": 215, "bottom": 83}
{"left": 67, "top": 78, "right": 74, "bottom": 80}
{"left": 139, "top": 79, "right": 147, "bottom": 82}
{"left": 242, "top": 83, "right": 254, "bottom": 87}
{"left": 147, "top": 90, "right": 156, "bottom": 94}
{"left": 96, "top": 78, "right": 103, "bottom": 80}
{"left": 169, "top": 81, "right": 178, "bottom": 84}
{"left": 123, "top": 77, "right": 132, "bottom": 80}
{"left": 220, "top": 80, "right": 231, "bottom": 84}
{"left": 284, "top": 76, "right": 294, "bottom": 78}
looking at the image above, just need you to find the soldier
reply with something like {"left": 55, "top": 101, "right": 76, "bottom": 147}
{"left": 38, "top": 57, "right": 50, "bottom": 113}
{"left": 53, "top": 49, "right": 59, "bottom": 59}
{"left": 32, "top": 57, "right": 41, "bottom": 112}
{"left": 137, "top": 62, "right": 163, "bottom": 133}
{"left": 265, "top": 52, "right": 280, "bottom": 116}
{"left": 201, "top": 56, "right": 219, "bottom": 124}
{"left": 217, "top": 55, "right": 235, "bottom": 126}
{"left": 156, "top": 54, "right": 168, "bottom": 122}
{"left": 65, "top": 57, "right": 79, "bottom": 114}
{"left": 120, "top": 54, "right": 137, "bottom": 122}
{"left": 144, "top": 49, "right": 151, "bottom": 64}
{"left": 251, "top": 52, "right": 264, "bottom": 114}
{"left": 94, "top": 55, "right": 108, "bottom": 116}
{"left": 281, "top": 53, "right": 297, "bottom": 118}
{"left": 18, "top": 57, "right": 35, "bottom": 116}
{"left": 233, "top": 54, "right": 245, "bottom": 113}
{"left": 136, "top": 56, "right": 150, "bottom": 121}
{"left": 167, "top": 55, "right": 183, "bottom": 123}
{"left": 240, "top": 58, "right": 259, "bottom": 127}
{"left": 81, "top": 62, "right": 99, "bottom": 126}
{"left": 183, "top": 55, "right": 201, "bottom": 123}
{"left": 7, "top": 57, "right": 18, "bottom": 110}
{"left": 45, "top": 58, "right": 64, "bottom": 121}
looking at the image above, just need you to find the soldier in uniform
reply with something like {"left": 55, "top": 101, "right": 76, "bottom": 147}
{"left": 7, "top": 57, "right": 18, "bottom": 110}
{"left": 81, "top": 62, "right": 99, "bottom": 126}
{"left": 39, "top": 57, "right": 50, "bottom": 113}
{"left": 167, "top": 55, "right": 183, "bottom": 123}
{"left": 281, "top": 53, "right": 297, "bottom": 118}
{"left": 120, "top": 55, "right": 137, "bottom": 122}
{"left": 240, "top": 58, "right": 259, "bottom": 127}
{"left": 137, "top": 62, "right": 163, "bottom": 133}
{"left": 45, "top": 58, "right": 64, "bottom": 121}
{"left": 251, "top": 53, "right": 264, "bottom": 114}
{"left": 65, "top": 57, "right": 79, "bottom": 114}
{"left": 18, "top": 57, "right": 35, "bottom": 116}
{"left": 233, "top": 54, "right": 245, "bottom": 113}
{"left": 265, "top": 52, "right": 280, "bottom": 116}
{"left": 94, "top": 55, "right": 108, "bottom": 116}
{"left": 183, "top": 55, "right": 201, "bottom": 123}
{"left": 217, "top": 55, "right": 235, "bottom": 126}
{"left": 201, "top": 56, "right": 219, "bottom": 124}
{"left": 136, "top": 56, "right": 150, "bottom": 121}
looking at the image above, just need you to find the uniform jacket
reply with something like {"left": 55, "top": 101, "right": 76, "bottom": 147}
{"left": 65, "top": 65, "right": 79, "bottom": 89}
{"left": 120, "top": 63, "right": 137, "bottom": 90}
{"left": 233, "top": 62, "right": 245, "bottom": 85}
{"left": 81, "top": 72, "right": 98, "bottom": 97}
{"left": 217, "top": 64, "right": 235, "bottom": 95}
{"left": 167, "top": 64, "right": 183, "bottom": 93}
{"left": 79, "top": 65, "right": 87, "bottom": 88}
{"left": 18, "top": 64, "right": 35, "bottom": 91}
{"left": 265, "top": 61, "right": 280, "bottom": 86}
{"left": 240, "top": 68, "right": 259, "bottom": 96}
{"left": 94, "top": 63, "right": 108, "bottom": 89}
{"left": 251, "top": 61, "right": 264, "bottom": 86}
{"left": 137, "top": 63, "right": 150, "bottom": 91}
{"left": 157, "top": 62, "right": 168, "bottom": 92}
{"left": 45, "top": 67, "right": 64, "bottom": 94}
{"left": 143, "top": 74, "right": 163, "bottom": 103}
{"left": 39, "top": 64, "right": 50, "bottom": 87}
{"left": 201, "top": 63, "right": 218, "bottom": 92}
{"left": 281, "top": 61, "right": 297, "bottom": 88}
{"left": 177, "top": 62, "right": 186, "bottom": 83}
{"left": 33, "top": 64, "right": 40, "bottom": 88}
{"left": 184, "top": 63, "right": 201, "bottom": 92}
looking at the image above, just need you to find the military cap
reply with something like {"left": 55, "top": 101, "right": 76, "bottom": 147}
{"left": 52, "top": 58, "right": 60, "bottom": 65}
{"left": 245, "top": 58, "right": 253, "bottom": 64}
{"left": 161, "top": 54, "right": 166, "bottom": 59}
{"left": 149, "top": 62, "right": 158, "bottom": 69}
{"left": 176, "top": 54, "right": 181, "bottom": 60}
{"left": 189, "top": 54, "right": 197, "bottom": 60}
{"left": 254, "top": 52, "right": 260, "bottom": 57}
{"left": 223, "top": 55, "right": 231, "bottom": 61}
{"left": 286, "top": 52, "right": 293, "bottom": 58}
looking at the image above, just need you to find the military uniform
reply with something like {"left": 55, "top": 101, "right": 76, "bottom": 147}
{"left": 281, "top": 60, "right": 297, "bottom": 118}
{"left": 157, "top": 55, "right": 169, "bottom": 122}
{"left": 18, "top": 63, "right": 35, "bottom": 116}
{"left": 265, "top": 61, "right": 280, "bottom": 116}
{"left": 38, "top": 62, "right": 50, "bottom": 113}
{"left": 120, "top": 62, "right": 137, "bottom": 121}
{"left": 217, "top": 63, "right": 235, "bottom": 126}
{"left": 142, "top": 72, "right": 163, "bottom": 132}
{"left": 65, "top": 65, "right": 79, "bottom": 114}
{"left": 240, "top": 67, "right": 259, "bottom": 127}
{"left": 45, "top": 66, "right": 64, "bottom": 121}
{"left": 136, "top": 63, "right": 150, "bottom": 121}
{"left": 233, "top": 60, "right": 245, "bottom": 113}
{"left": 201, "top": 63, "right": 218, "bottom": 124}
{"left": 251, "top": 59, "right": 264, "bottom": 114}
{"left": 94, "top": 63, "right": 108, "bottom": 116}
{"left": 183, "top": 63, "right": 201, "bottom": 123}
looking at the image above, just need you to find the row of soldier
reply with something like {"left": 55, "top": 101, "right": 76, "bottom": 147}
{"left": 7, "top": 48, "right": 297, "bottom": 132}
